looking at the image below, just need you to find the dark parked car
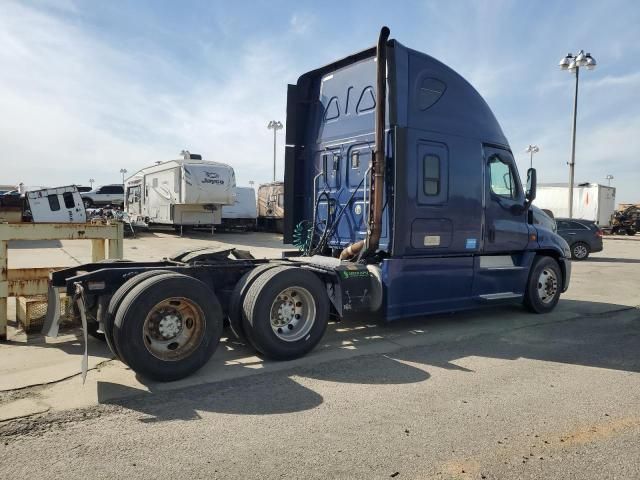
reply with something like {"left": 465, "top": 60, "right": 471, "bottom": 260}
{"left": 555, "top": 218, "right": 603, "bottom": 260}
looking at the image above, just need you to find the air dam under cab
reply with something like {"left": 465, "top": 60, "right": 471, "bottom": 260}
{"left": 46, "top": 27, "right": 571, "bottom": 382}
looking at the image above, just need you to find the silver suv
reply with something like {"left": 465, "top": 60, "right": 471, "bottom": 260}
{"left": 81, "top": 184, "right": 124, "bottom": 208}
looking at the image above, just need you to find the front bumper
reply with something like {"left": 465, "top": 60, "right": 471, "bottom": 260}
{"left": 558, "top": 257, "right": 572, "bottom": 292}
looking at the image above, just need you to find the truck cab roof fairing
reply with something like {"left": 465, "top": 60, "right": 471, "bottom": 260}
{"left": 284, "top": 38, "right": 510, "bottom": 246}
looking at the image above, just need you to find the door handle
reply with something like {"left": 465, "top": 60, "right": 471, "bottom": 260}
{"left": 488, "top": 227, "right": 496, "bottom": 242}
{"left": 567, "top": 232, "right": 576, "bottom": 235}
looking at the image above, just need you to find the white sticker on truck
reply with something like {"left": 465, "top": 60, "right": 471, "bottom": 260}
{"left": 423, "top": 235, "right": 441, "bottom": 247}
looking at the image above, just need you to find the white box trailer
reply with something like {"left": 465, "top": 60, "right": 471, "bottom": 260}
{"left": 125, "top": 155, "right": 236, "bottom": 227}
{"left": 533, "top": 183, "right": 616, "bottom": 226}
{"left": 220, "top": 186, "right": 257, "bottom": 231}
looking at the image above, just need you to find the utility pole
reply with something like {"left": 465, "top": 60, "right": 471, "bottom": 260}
{"left": 267, "top": 120, "right": 283, "bottom": 182}
{"left": 559, "top": 50, "right": 597, "bottom": 218}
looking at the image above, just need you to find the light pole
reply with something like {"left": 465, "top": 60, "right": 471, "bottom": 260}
{"left": 525, "top": 145, "right": 539, "bottom": 169}
{"left": 89, "top": 178, "right": 95, "bottom": 189}
{"left": 606, "top": 174, "right": 614, "bottom": 186}
{"left": 559, "top": 50, "right": 597, "bottom": 218}
{"left": 267, "top": 120, "right": 283, "bottom": 182}
{"left": 119, "top": 168, "right": 128, "bottom": 184}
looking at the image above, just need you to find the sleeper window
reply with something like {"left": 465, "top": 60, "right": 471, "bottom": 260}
{"left": 423, "top": 154, "right": 440, "bottom": 196}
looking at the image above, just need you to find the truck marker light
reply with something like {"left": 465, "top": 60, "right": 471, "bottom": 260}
{"left": 530, "top": 234, "right": 537, "bottom": 241}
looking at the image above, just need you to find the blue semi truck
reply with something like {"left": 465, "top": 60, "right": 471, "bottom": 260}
{"left": 46, "top": 27, "right": 571, "bottom": 381}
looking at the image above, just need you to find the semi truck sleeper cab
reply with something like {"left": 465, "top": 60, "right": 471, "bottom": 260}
{"left": 46, "top": 27, "right": 571, "bottom": 382}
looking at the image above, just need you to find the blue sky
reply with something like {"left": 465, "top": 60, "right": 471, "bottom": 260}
{"left": 1, "top": 0, "right": 639, "bottom": 202}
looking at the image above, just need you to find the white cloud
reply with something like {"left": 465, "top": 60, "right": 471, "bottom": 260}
{"left": 290, "top": 12, "right": 314, "bottom": 35}
{"left": 0, "top": 2, "right": 293, "bottom": 187}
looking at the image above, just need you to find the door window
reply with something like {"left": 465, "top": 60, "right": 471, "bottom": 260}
{"left": 489, "top": 155, "right": 518, "bottom": 199}
{"left": 127, "top": 186, "right": 141, "bottom": 204}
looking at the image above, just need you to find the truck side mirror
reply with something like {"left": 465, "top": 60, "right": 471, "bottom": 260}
{"left": 525, "top": 168, "right": 537, "bottom": 202}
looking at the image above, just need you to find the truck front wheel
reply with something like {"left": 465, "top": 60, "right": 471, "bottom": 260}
{"left": 524, "top": 256, "right": 562, "bottom": 314}
{"left": 242, "top": 266, "right": 329, "bottom": 360}
{"left": 113, "top": 273, "right": 223, "bottom": 381}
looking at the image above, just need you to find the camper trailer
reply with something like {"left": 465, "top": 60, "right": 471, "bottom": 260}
{"left": 24, "top": 186, "right": 86, "bottom": 223}
{"left": 257, "top": 181, "right": 284, "bottom": 232}
{"left": 220, "top": 186, "right": 257, "bottom": 231}
{"left": 125, "top": 153, "right": 236, "bottom": 228}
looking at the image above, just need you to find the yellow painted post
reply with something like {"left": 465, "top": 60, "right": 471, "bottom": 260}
{"left": 91, "top": 239, "right": 106, "bottom": 262}
{"left": 0, "top": 238, "right": 7, "bottom": 341}
{"left": 108, "top": 223, "right": 124, "bottom": 259}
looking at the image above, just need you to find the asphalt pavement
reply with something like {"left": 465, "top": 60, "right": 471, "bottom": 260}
{"left": 0, "top": 233, "right": 638, "bottom": 479}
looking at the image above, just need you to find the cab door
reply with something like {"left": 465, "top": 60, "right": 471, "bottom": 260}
{"left": 483, "top": 146, "right": 529, "bottom": 253}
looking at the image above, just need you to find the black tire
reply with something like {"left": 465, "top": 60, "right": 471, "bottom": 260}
{"left": 627, "top": 229, "right": 636, "bottom": 236}
{"left": 228, "top": 263, "right": 283, "bottom": 341}
{"left": 570, "top": 241, "right": 590, "bottom": 260}
{"left": 113, "top": 274, "right": 223, "bottom": 381}
{"left": 104, "top": 270, "right": 178, "bottom": 361}
{"left": 524, "top": 256, "right": 562, "bottom": 314}
{"left": 242, "top": 266, "right": 329, "bottom": 360}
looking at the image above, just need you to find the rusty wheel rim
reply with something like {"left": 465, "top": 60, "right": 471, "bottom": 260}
{"left": 142, "top": 297, "right": 205, "bottom": 361}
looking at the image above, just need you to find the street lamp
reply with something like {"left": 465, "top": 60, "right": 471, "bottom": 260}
{"left": 267, "top": 120, "right": 283, "bottom": 182}
{"left": 89, "top": 178, "right": 95, "bottom": 189}
{"left": 559, "top": 50, "right": 597, "bottom": 218}
{"left": 525, "top": 145, "right": 540, "bottom": 169}
{"left": 119, "top": 168, "right": 128, "bottom": 184}
{"left": 606, "top": 174, "right": 614, "bottom": 186}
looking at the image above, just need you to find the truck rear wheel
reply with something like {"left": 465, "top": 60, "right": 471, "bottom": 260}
{"left": 228, "top": 263, "right": 282, "bottom": 341}
{"left": 104, "top": 270, "right": 177, "bottom": 361}
{"left": 524, "top": 256, "right": 562, "bottom": 314}
{"left": 242, "top": 266, "right": 329, "bottom": 360}
{"left": 113, "top": 274, "right": 223, "bottom": 381}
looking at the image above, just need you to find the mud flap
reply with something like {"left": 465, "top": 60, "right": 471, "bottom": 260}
{"left": 42, "top": 284, "right": 62, "bottom": 338}
{"left": 71, "top": 283, "right": 90, "bottom": 384}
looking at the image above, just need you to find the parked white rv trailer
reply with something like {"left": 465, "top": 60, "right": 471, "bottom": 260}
{"left": 257, "top": 181, "right": 284, "bottom": 232}
{"left": 125, "top": 154, "right": 236, "bottom": 228}
{"left": 533, "top": 183, "right": 616, "bottom": 226}
{"left": 220, "top": 187, "right": 257, "bottom": 231}
{"left": 26, "top": 186, "right": 86, "bottom": 223}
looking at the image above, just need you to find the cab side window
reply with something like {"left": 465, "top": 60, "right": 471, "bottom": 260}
{"left": 489, "top": 155, "right": 518, "bottom": 199}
